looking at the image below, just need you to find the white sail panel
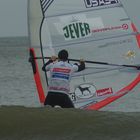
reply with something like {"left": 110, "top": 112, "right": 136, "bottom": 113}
{"left": 41, "top": 7, "right": 133, "bottom": 49}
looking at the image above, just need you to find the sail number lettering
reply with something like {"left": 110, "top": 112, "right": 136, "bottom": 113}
{"left": 63, "top": 22, "right": 91, "bottom": 40}
{"left": 85, "top": 0, "right": 119, "bottom": 8}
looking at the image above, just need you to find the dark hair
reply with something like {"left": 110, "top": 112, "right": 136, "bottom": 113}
{"left": 58, "top": 49, "right": 68, "bottom": 61}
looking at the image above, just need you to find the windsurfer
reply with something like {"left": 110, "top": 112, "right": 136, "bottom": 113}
{"left": 42, "top": 49, "right": 85, "bottom": 108}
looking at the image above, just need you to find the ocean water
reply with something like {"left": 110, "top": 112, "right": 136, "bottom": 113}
{"left": 0, "top": 37, "right": 140, "bottom": 140}
{"left": 0, "top": 37, "right": 40, "bottom": 107}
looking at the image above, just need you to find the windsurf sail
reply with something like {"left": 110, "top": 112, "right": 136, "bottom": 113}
{"left": 28, "top": 0, "right": 140, "bottom": 110}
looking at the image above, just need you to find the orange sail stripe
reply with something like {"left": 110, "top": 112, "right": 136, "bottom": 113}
{"left": 30, "top": 48, "right": 45, "bottom": 103}
{"left": 131, "top": 23, "right": 140, "bottom": 48}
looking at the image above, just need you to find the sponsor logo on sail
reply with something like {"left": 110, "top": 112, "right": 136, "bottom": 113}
{"left": 96, "top": 87, "right": 113, "bottom": 96}
{"left": 74, "top": 84, "right": 96, "bottom": 99}
{"left": 63, "top": 22, "right": 91, "bottom": 40}
{"left": 84, "top": 0, "right": 120, "bottom": 8}
{"left": 92, "top": 24, "right": 129, "bottom": 33}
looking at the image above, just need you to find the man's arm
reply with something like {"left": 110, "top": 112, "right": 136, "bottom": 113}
{"left": 42, "top": 56, "right": 57, "bottom": 71}
{"left": 42, "top": 59, "right": 53, "bottom": 72}
{"left": 74, "top": 60, "right": 85, "bottom": 72}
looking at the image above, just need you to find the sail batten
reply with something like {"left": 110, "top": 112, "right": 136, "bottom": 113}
{"left": 42, "top": 4, "right": 122, "bottom": 18}
{"left": 42, "top": 33, "right": 138, "bottom": 49}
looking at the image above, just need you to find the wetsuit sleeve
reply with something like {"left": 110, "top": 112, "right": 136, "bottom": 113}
{"left": 77, "top": 61, "right": 85, "bottom": 72}
{"left": 42, "top": 59, "right": 53, "bottom": 72}
{"left": 74, "top": 61, "right": 85, "bottom": 72}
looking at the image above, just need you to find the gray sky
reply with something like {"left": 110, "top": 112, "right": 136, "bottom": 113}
{"left": 0, "top": 0, "right": 27, "bottom": 37}
{"left": 0, "top": 0, "right": 140, "bottom": 37}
